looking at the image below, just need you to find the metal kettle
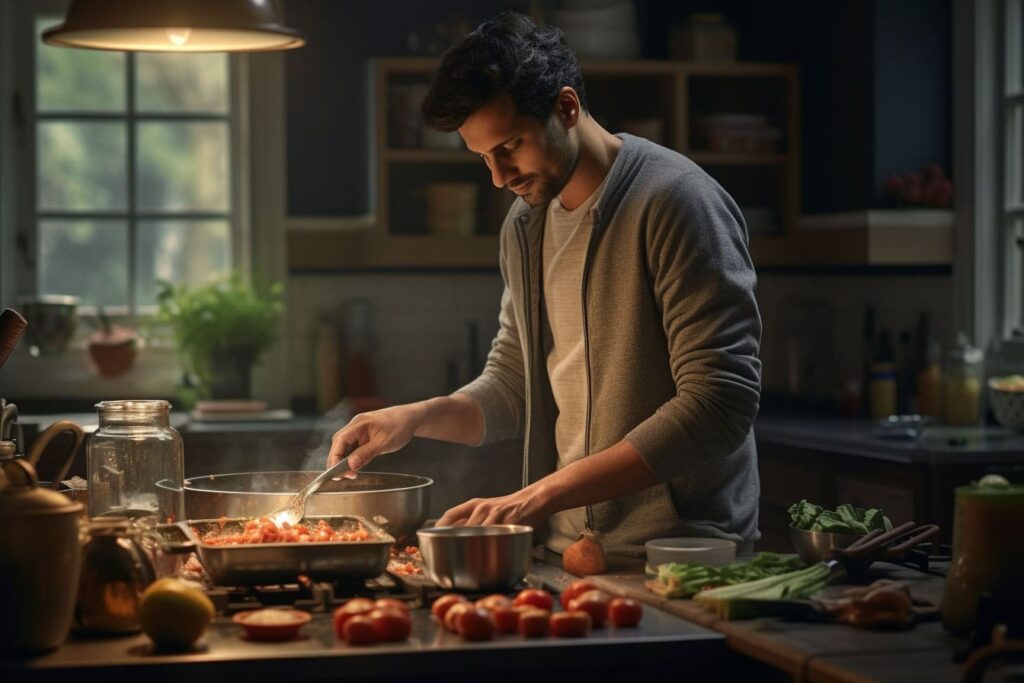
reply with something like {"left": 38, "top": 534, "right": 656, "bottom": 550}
{"left": 0, "top": 460, "right": 85, "bottom": 654}
{"left": 941, "top": 478, "right": 1024, "bottom": 635}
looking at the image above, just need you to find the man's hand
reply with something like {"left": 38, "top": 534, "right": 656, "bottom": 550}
{"left": 326, "top": 404, "right": 423, "bottom": 474}
{"left": 435, "top": 488, "right": 551, "bottom": 528}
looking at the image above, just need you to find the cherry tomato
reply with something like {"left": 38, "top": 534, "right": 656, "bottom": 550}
{"left": 456, "top": 607, "right": 496, "bottom": 642}
{"left": 512, "top": 588, "right": 554, "bottom": 611}
{"left": 517, "top": 608, "right": 550, "bottom": 638}
{"left": 475, "top": 594, "right": 513, "bottom": 612}
{"left": 608, "top": 598, "right": 643, "bottom": 628}
{"left": 367, "top": 607, "right": 412, "bottom": 642}
{"left": 332, "top": 597, "right": 376, "bottom": 638}
{"left": 342, "top": 615, "right": 377, "bottom": 645}
{"left": 374, "top": 598, "right": 410, "bottom": 614}
{"left": 550, "top": 610, "right": 591, "bottom": 638}
{"left": 568, "top": 590, "right": 610, "bottom": 627}
{"left": 490, "top": 606, "right": 520, "bottom": 634}
{"left": 560, "top": 579, "right": 597, "bottom": 610}
{"left": 431, "top": 594, "right": 468, "bottom": 623}
{"left": 443, "top": 601, "right": 474, "bottom": 633}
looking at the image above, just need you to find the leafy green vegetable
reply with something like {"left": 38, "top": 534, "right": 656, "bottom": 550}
{"left": 648, "top": 552, "right": 803, "bottom": 598}
{"left": 156, "top": 273, "right": 283, "bottom": 396}
{"left": 788, "top": 499, "right": 891, "bottom": 535}
{"left": 694, "top": 563, "right": 831, "bottom": 619}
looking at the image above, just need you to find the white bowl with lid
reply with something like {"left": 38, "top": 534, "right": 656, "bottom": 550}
{"left": 644, "top": 537, "right": 737, "bottom": 568}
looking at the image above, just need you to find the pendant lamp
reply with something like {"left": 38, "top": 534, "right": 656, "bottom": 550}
{"left": 42, "top": 0, "right": 305, "bottom": 52}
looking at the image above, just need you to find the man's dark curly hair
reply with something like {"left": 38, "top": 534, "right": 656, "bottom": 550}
{"left": 422, "top": 11, "right": 588, "bottom": 132}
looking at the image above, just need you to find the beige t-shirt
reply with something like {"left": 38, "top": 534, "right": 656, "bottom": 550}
{"left": 542, "top": 176, "right": 608, "bottom": 554}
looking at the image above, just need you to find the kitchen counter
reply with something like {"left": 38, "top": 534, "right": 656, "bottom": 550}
{"left": 754, "top": 413, "right": 1024, "bottom": 465}
{"left": 586, "top": 561, "right": 984, "bottom": 683}
{"left": 2, "top": 561, "right": 724, "bottom": 683}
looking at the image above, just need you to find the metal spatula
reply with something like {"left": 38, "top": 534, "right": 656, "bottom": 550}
{"left": 265, "top": 454, "right": 353, "bottom": 527}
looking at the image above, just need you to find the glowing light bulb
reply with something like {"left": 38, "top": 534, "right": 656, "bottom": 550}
{"left": 165, "top": 28, "right": 191, "bottom": 47}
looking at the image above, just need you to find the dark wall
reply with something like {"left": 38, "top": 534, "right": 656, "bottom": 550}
{"left": 284, "top": 0, "right": 951, "bottom": 217}
{"left": 284, "top": 0, "right": 526, "bottom": 217}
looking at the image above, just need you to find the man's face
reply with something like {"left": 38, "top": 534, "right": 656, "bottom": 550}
{"left": 459, "top": 94, "right": 578, "bottom": 207}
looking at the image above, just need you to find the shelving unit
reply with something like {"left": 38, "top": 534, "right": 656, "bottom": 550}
{"left": 289, "top": 57, "right": 802, "bottom": 269}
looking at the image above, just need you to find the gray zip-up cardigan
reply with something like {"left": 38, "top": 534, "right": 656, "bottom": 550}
{"left": 459, "top": 134, "right": 762, "bottom": 557}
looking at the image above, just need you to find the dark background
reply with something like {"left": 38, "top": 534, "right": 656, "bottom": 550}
{"left": 283, "top": 0, "right": 952, "bottom": 217}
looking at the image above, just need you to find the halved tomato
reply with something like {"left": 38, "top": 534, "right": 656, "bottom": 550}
{"left": 443, "top": 601, "right": 474, "bottom": 633}
{"left": 512, "top": 588, "right": 554, "bottom": 611}
{"left": 608, "top": 598, "right": 643, "bottom": 627}
{"left": 332, "top": 597, "right": 376, "bottom": 638}
{"left": 491, "top": 605, "right": 520, "bottom": 634}
{"left": 517, "top": 608, "right": 550, "bottom": 638}
{"left": 475, "top": 593, "right": 513, "bottom": 612}
{"left": 560, "top": 579, "right": 597, "bottom": 610}
{"left": 342, "top": 615, "right": 377, "bottom": 645}
{"left": 367, "top": 607, "right": 412, "bottom": 642}
{"left": 550, "top": 610, "right": 591, "bottom": 638}
{"left": 431, "top": 593, "right": 468, "bottom": 623}
{"left": 456, "top": 607, "right": 496, "bottom": 642}
{"left": 568, "top": 590, "right": 610, "bottom": 627}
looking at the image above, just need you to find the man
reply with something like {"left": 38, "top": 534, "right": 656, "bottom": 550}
{"left": 327, "top": 12, "right": 762, "bottom": 558}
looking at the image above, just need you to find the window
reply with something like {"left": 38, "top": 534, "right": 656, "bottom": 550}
{"left": 1003, "top": 0, "right": 1024, "bottom": 334}
{"left": 11, "top": 2, "right": 244, "bottom": 314}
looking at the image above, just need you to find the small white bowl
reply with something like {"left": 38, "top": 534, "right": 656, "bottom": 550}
{"left": 645, "top": 537, "right": 737, "bottom": 568}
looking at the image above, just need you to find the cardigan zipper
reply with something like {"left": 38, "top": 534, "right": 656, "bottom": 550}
{"left": 579, "top": 211, "right": 601, "bottom": 532}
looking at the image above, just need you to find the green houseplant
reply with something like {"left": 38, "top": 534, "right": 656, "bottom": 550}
{"left": 156, "top": 274, "right": 283, "bottom": 400}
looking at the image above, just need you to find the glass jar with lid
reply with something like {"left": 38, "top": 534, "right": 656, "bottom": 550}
{"left": 944, "top": 333, "right": 984, "bottom": 426}
{"left": 87, "top": 400, "right": 183, "bottom": 522}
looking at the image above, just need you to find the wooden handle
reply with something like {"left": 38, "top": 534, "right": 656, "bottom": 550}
{"left": 0, "top": 308, "right": 27, "bottom": 369}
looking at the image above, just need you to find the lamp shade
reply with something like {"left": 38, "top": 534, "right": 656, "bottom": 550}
{"left": 41, "top": 0, "right": 305, "bottom": 52}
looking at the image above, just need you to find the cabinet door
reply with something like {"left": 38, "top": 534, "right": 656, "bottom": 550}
{"left": 834, "top": 475, "right": 917, "bottom": 525}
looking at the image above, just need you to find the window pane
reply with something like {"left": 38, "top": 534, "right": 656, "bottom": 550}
{"left": 35, "top": 17, "right": 125, "bottom": 112}
{"left": 37, "top": 121, "right": 127, "bottom": 211}
{"left": 1009, "top": 0, "right": 1023, "bottom": 94}
{"left": 38, "top": 220, "right": 128, "bottom": 307}
{"left": 136, "top": 122, "right": 230, "bottom": 211}
{"left": 1010, "top": 218, "right": 1024, "bottom": 331}
{"left": 135, "top": 219, "right": 231, "bottom": 306}
{"left": 136, "top": 52, "right": 229, "bottom": 113}
{"left": 1009, "top": 104, "right": 1024, "bottom": 210}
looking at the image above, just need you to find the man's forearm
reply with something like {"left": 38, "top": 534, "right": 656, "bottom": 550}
{"left": 410, "top": 393, "right": 485, "bottom": 446}
{"left": 531, "top": 440, "right": 658, "bottom": 516}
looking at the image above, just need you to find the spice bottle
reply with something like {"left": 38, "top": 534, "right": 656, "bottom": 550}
{"left": 944, "top": 332, "right": 984, "bottom": 426}
{"left": 869, "top": 331, "right": 897, "bottom": 420}
{"left": 917, "top": 336, "right": 944, "bottom": 418}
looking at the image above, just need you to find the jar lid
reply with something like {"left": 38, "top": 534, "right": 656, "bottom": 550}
{"left": 956, "top": 474, "right": 1024, "bottom": 499}
{"left": 95, "top": 399, "right": 170, "bottom": 414}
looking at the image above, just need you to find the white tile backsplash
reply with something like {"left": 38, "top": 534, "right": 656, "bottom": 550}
{"left": 288, "top": 269, "right": 953, "bottom": 408}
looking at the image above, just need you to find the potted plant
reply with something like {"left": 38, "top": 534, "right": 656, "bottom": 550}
{"left": 156, "top": 274, "right": 283, "bottom": 400}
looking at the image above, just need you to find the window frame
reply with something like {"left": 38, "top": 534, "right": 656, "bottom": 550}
{"left": 954, "top": 0, "right": 1023, "bottom": 348}
{"left": 7, "top": 0, "right": 251, "bottom": 317}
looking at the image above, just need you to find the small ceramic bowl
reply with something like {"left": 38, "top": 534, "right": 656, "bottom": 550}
{"left": 234, "top": 608, "right": 311, "bottom": 641}
{"left": 644, "top": 537, "right": 737, "bottom": 568}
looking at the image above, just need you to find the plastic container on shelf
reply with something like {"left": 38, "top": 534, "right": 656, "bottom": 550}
{"left": 86, "top": 400, "right": 183, "bottom": 523}
{"left": 671, "top": 13, "right": 738, "bottom": 61}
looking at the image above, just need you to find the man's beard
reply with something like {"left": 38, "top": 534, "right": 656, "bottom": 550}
{"left": 519, "top": 122, "right": 579, "bottom": 207}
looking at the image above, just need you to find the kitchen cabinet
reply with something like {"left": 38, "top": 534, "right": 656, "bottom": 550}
{"left": 288, "top": 58, "right": 801, "bottom": 269}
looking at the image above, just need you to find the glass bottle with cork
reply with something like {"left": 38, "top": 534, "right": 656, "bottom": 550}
{"left": 869, "top": 331, "right": 898, "bottom": 420}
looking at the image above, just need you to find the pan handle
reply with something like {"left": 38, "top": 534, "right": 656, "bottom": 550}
{"left": 152, "top": 523, "right": 196, "bottom": 555}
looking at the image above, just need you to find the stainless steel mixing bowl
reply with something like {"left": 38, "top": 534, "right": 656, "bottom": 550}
{"left": 789, "top": 525, "right": 861, "bottom": 564}
{"left": 417, "top": 524, "right": 532, "bottom": 591}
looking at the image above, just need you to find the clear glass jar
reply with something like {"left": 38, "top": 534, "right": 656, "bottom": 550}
{"left": 87, "top": 400, "right": 183, "bottom": 522}
{"left": 944, "top": 333, "right": 984, "bottom": 426}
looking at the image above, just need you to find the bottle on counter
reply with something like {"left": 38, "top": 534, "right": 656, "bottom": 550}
{"left": 869, "top": 330, "right": 898, "bottom": 420}
{"left": 917, "top": 336, "right": 944, "bottom": 419}
{"left": 944, "top": 332, "right": 984, "bottom": 426}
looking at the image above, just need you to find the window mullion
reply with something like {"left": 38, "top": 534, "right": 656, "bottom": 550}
{"left": 127, "top": 52, "right": 136, "bottom": 316}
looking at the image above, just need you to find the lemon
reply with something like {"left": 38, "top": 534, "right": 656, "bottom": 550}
{"left": 139, "top": 578, "right": 215, "bottom": 647}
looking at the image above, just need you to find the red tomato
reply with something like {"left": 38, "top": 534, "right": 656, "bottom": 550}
{"left": 568, "top": 590, "right": 610, "bottom": 627}
{"left": 475, "top": 594, "right": 513, "bottom": 612}
{"left": 608, "top": 598, "right": 643, "bottom": 628}
{"left": 332, "top": 597, "right": 376, "bottom": 638}
{"left": 490, "top": 606, "right": 519, "bottom": 634}
{"left": 517, "top": 608, "right": 550, "bottom": 638}
{"left": 367, "top": 607, "right": 412, "bottom": 642}
{"left": 374, "top": 598, "right": 410, "bottom": 614}
{"left": 512, "top": 588, "right": 554, "bottom": 611}
{"left": 560, "top": 579, "right": 597, "bottom": 610}
{"left": 431, "top": 594, "right": 468, "bottom": 623}
{"left": 443, "top": 601, "right": 474, "bottom": 633}
{"left": 456, "top": 607, "right": 496, "bottom": 642}
{"left": 342, "top": 615, "right": 377, "bottom": 645}
{"left": 550, "top": 610, "right": 591, "bottom": 638}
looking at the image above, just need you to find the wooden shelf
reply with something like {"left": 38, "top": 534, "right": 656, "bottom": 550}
{"left": 687, "top": 151, "right": 788, "bottom": 165}
{"left": 384, "top": 149, "right": 478, "bottom": 163}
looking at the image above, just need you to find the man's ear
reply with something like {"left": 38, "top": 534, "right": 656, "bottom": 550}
{"left": 555, "top": 87, "right": 581, "bottom": 129}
